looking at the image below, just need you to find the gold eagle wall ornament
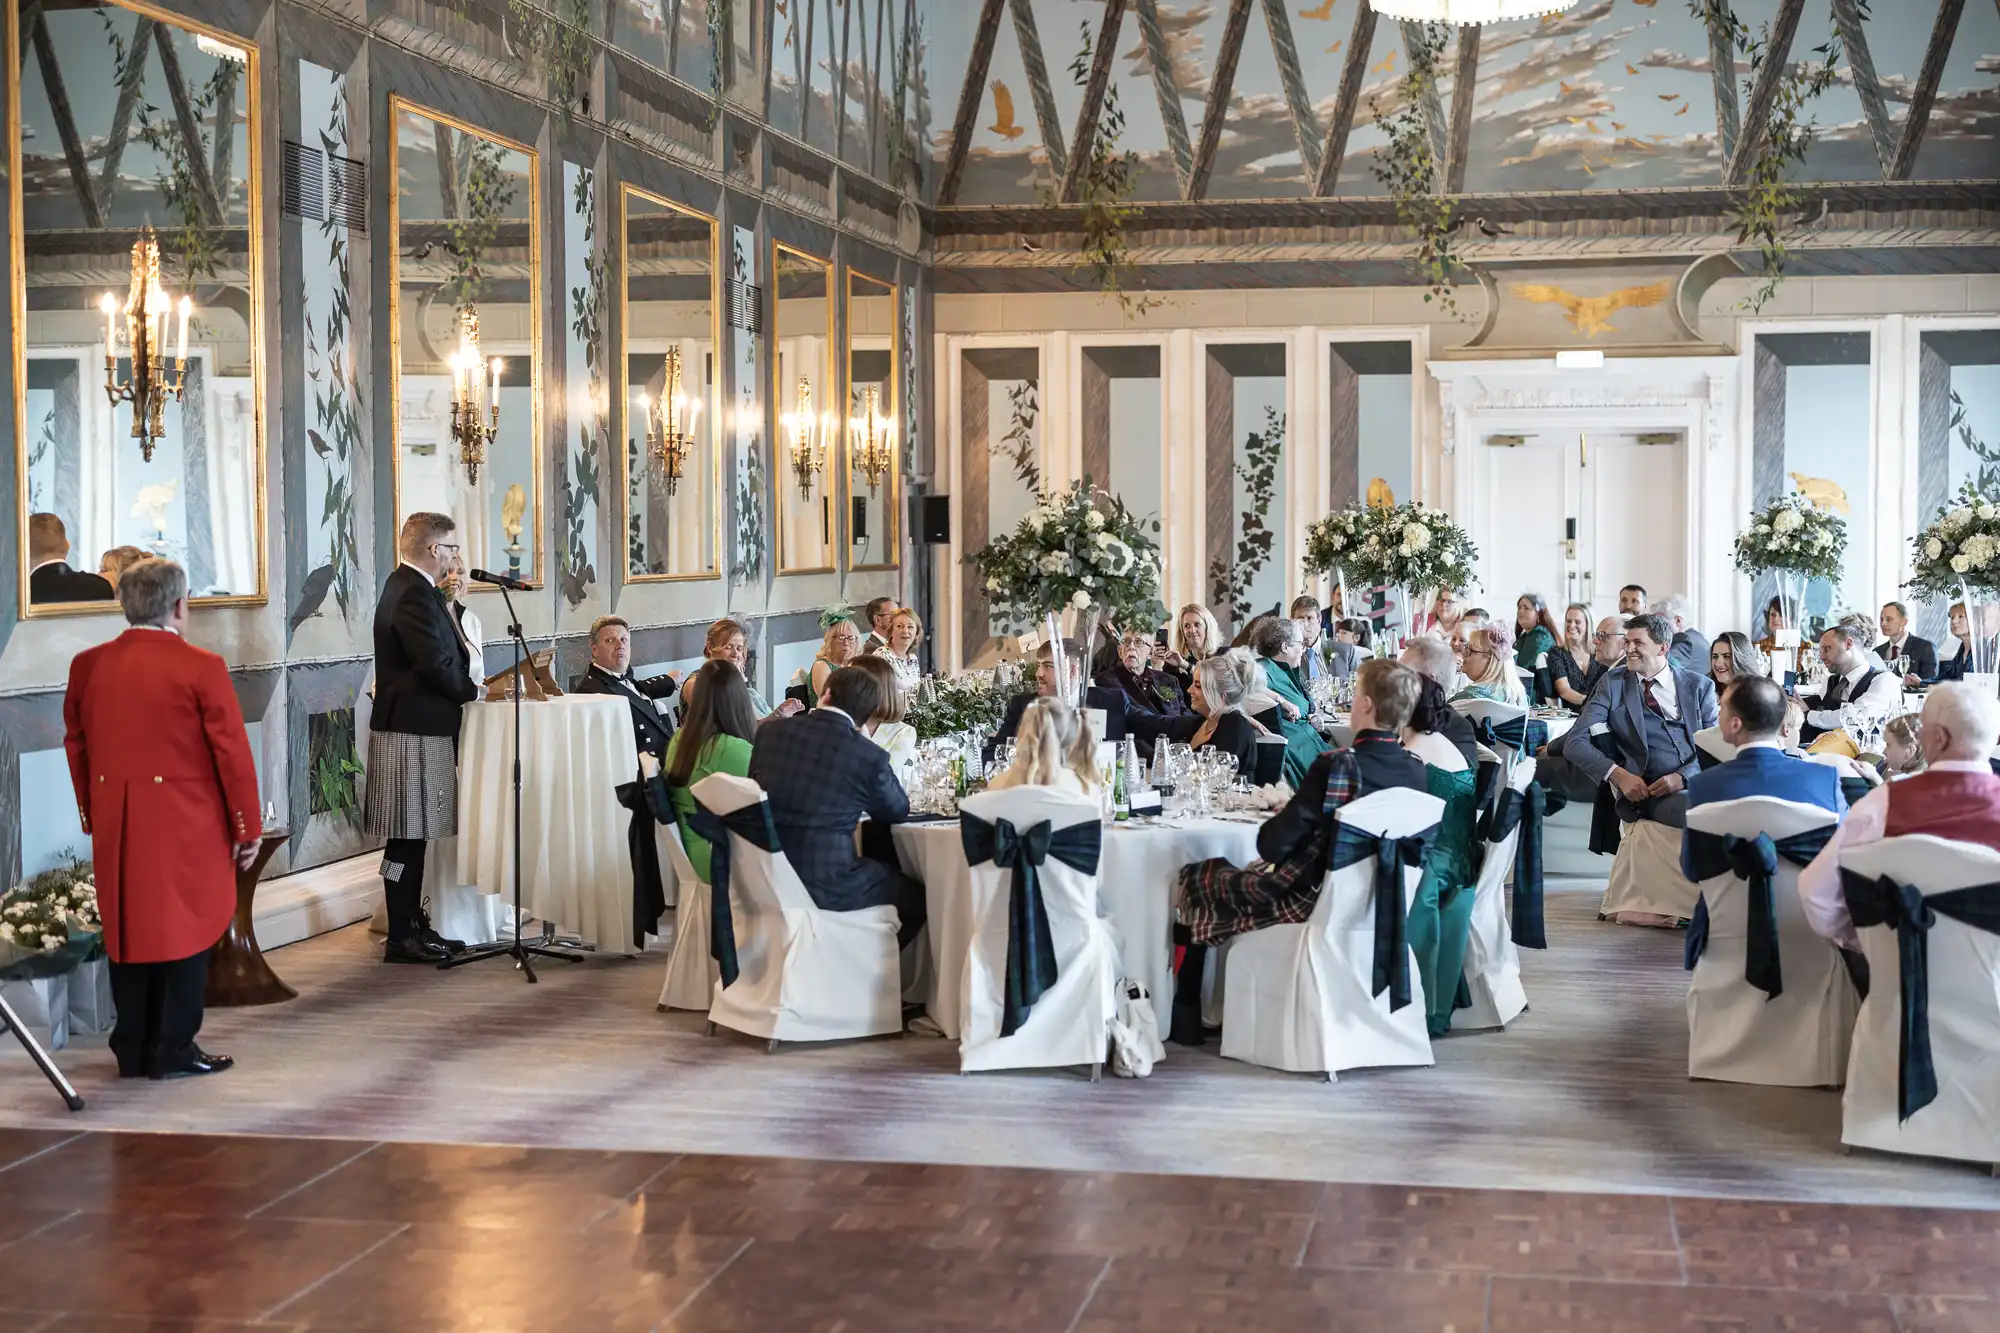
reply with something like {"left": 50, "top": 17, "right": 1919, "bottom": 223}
{"left": 1788, "top": 472, "right": 1851, "bottom": 514}
{"left": 1509, "top": 280, "right": 1670, "bottom": 337}
{"left": 1366, "top": 477, "right": 1395, "bottom": 508}
{"left": 987, "top": 81, "right": 1024, "bottom": 140}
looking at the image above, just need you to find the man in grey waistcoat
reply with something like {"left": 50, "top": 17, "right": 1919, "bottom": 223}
{"left": 1570, "top": 613, "right": 1718, "bottom": 829}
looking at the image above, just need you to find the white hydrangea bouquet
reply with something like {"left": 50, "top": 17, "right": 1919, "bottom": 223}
{"left": 1733, "top": 493, "right": 1847, "bottom": 584}
{"left": 1346, "top": 501, "right": 1479, "bottom": 596}
{"left": 1907, "top": 480, "right": 2000, "bottom": 600}
{"left": 1302, "top": 505, "right": 1374, "bottom": 583}
{"left": 906, "top": 668, "right": 1015, "bottom": 741}
{"left": 0, "top": 855, "right": 104, "bottom": 981}
{"left": 968, "top": 479, "right": 1168, "bottom": 633}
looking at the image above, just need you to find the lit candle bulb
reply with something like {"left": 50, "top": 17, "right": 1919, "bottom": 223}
{"left": 489, "top": 357, "right": 502, "bottom": 408}
{"left": 100, "top": 293, "right": 117, "bottom": 360}
{"left": 175, "top": 296, "right": 191, "bottom": 366}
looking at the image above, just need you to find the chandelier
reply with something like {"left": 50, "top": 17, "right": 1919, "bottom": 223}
{"left": 1367, "top": 0, "right": 1577, "bottom": 22}
{"left": 783, "top": 375, "right": 830, "bottom": 498}
{"left": 100, "top": 226, "right": 190, "bottom": 464}
{"left": 447, "top": 307, "right": 501, "bottom": 486}
{"left": 639, "top": 344, "right": 700, "bottom": 496}
{"left": 849, "top": 383, "right": 895, "bottom": 494}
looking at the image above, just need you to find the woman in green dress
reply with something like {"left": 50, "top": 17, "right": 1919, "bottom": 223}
{"left": 661, "top": 659, "right": 758, "bottom": 881}
{"left": 1249, "top": 616, "right": 1329, "bottom": 788}
{"left": 1402, "top": 675, "right": 1481, "bottom": 1038}
{"left": 1512, "top": 594, "right": 1560, "bottom": 678}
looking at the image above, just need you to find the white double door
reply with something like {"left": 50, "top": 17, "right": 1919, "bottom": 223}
{"left": 1479, "top": 432, "right": 1686, "bottom": 622}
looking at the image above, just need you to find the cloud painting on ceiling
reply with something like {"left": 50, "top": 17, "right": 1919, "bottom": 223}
{"left": 928, "top": 0, "right": 2000, "bottom": 205}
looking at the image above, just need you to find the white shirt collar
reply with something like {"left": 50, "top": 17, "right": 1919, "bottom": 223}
{"left": 1840, "top": 659, "right": 1873, "bottom": 685}
{"left": 128, "top": 624, "right": 182, "bottom": 637}
{"left": 399, "top": 560, "right": 438, "bottom": 584}
{"left": 1735, "top": 738, "right": 1783, "bottom": 752}
{"left": 28, "top": 556, "right": 67, "bottom": 575}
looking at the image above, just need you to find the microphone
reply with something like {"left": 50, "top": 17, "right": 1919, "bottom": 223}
{"left": 469, "top": 568, "right": 532, "bottom": 591}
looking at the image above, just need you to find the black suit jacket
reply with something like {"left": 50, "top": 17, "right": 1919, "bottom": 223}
{"left": 30, "top": 561, "right": 114, "bottom": 605}
{"left": 1878, "top": 634, "right": 1939, "bottom": 682}
{"left": 1159, "top": 709, "right": 1262, "bottom": 778}
{"left": 575, "top": 664, "right": 678, "bottom": 763}
{"left": 371, "top": 564, "right": 478, "bottom": 736}
{"left": 1255, "top": 731, "right": 1429, "bottom": 868}
{"left": 749, "top": 709, "right": 909, "bottom": 912}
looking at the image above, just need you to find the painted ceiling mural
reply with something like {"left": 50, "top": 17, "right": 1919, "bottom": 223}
{"left": 923, "top": 0, "right": 2000, "bottom": 205}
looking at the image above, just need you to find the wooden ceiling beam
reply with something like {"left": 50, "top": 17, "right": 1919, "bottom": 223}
{"left": 1832, "top": 0, "right": 1896, "bottom": 177}
{"left": 1259, "top": 0, "right": 1322, "bottom": 187}
{"left": 29, "top": 14, "right": 103, "bottom": 229}
{"left": 151, "top": 22, "right": 226, "bottom": 225}
{"left": 1311, "top": 1, "right": 1378, "bottom": 196}
{"left": 1007, "top": 0, "right": 1067, "bottom": 185}
{"left": 1059, "top": 0, "right": 1131, "bottom": 203}
{"left": 95, "top": 13, "right": 157, "bottom": 217}
{"left": 1444, "top": 24, "right": 1480, "bottom": 196}
{"left": 934, "top": 0, "right": 1008, "bottom": 207}
{"left": 1398, "top": 20, "right": 1449, "bottom": 179}
{"left": 1184, "top": 0, "right": 1250, "bottom": 202}
{"left": 1724, "top": 0, "right": 1804, "bottom": 185}
{"left": 1889, "top": 0, "right": 1967, "bottom": 181}
{"left": 1132, "top": 0, "right": 1193, "bottom": 192}
{"left": 1696, "top": 1, "right": 1740, "bottom": 164}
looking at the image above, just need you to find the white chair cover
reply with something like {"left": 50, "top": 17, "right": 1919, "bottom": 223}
{"left": 697, "top": 773, "right": 904, "bottom": 1045}
{"left": 1599, "top": 820, "right": 1702, "bottom": 921}
{"left": 1838, "top": 834, "right": 2000, "bottom": 1168}
{"left": 1459, "top": 758, "right": 1536, "bottom": 1031}
{"left": 1453, "top": 697, "right": 1532, "bottom": 787}
{"left": 955, "top": 788, "right": 1121, "bottom": 1074}
{"left": 656, "top": 821, "right": 717, "bottom": 1012}
{"left": 1219, "top": 787, "right": 1446, "bottom": 1077}
{"left": 1681, "top": 796, "right": 1856, "bottom": 1086}
{"left": 1693, "top": 727, "right": 1735, "bottom": 765}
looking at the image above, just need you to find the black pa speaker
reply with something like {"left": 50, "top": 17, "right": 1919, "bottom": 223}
{"left": 912, "top": 494, "right": 950, "bottom": 544}
{"left": 851, "top": 497, "right": 868, "bottom": 544}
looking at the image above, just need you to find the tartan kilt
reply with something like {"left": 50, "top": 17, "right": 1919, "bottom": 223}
{"left": 363, "top": 731, "right": 458, "bottom": 840}
{"left": 1176, "top": 842, "right": 1324, "bottom": 946}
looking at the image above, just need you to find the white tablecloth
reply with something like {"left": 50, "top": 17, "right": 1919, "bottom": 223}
{"left": 1322, "top": 712, "right": 1574, "bottom": 750}
{"left": 456, "top": 695, "right": 639, "bottom": 951}
{"left": 893, "top": 816, "right": 1263, "bottom": 1038}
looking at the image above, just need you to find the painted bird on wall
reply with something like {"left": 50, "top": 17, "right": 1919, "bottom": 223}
{"left": 1299, "top": 0, "right": 1338, "bottom": 18}
{"left": 988, "top": 82, "right": 1024, "bottom": 140}
{"left": 1366, "top": 477, "right": 1395, "bottom": 508}
{"left": 1510, "top": 280, "right": 1670, "bottom": 337}
{"left": 1788, "top": 472, "right": 1851, "bottom": 514}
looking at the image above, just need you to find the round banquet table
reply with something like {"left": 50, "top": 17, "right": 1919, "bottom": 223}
{"left": 892, "top": 815, "right": 1263, "bottom": 1039}
{"left": 455, "top": 695, "right": 638, "bottom": 951}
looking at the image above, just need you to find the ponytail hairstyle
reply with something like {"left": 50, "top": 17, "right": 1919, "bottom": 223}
{"left": 996, "top": 697, "right": 1102, "bottom": 792}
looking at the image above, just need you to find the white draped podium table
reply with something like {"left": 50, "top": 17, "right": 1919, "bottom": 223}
{"left": 455, "top": 695, "right": 638, "bottom": 951}
{"left": 893, "top": 816, "right": 1262, "bottom": 1039}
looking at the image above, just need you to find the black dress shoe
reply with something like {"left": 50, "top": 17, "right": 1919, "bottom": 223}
{"left": 416, "top": 906, "right": 466, "bottom": 956}
{"left": 150, "top": 1048, "right": 233, "bottom": 1080}
{"left": 383, "top": 935, "right": 451, "bottom": 964}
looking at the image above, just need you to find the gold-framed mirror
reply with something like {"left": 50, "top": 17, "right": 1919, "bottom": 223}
{"left": 11, "top": 0, "right": 266, "bottom": 616}
{"left": 620, "top": 184, "right": 719, "bottom": 581}
{"left": 844, "top": 271, "right": 898, "bottom": 570}
{"left": 772, "top": 243, "right": 834, "bottom": 575}
{"left": 389, "top": 98, "right": 540, "bottom": 587}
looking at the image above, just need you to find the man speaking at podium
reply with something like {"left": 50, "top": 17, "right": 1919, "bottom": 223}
{"left": 366, "top": 512, "right": 478, "bottom": 965}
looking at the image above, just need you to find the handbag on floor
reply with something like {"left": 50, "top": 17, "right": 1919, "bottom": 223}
{"left": 1108, "top": 978, "right": 1164, "bottom": 1078}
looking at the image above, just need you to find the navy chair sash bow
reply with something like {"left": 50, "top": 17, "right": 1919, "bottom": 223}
{"left": 1470, "top": 715, "right": 1549, "bottom": 758}
{"left": 1682, "top": 826, "right": 1835, "bottom": 1000}
{"left": 961, "top": 813, "right": 1103, "bottom": 1036}
{"left": 687, "top": 797, "right": 785, "bottom": 989}
{"left": 1481, "top": 783, "right": 1549, "bottom": 950}
{"left": 1327, "top": 820, "right": 1437, "bottom": 1012}
{"left": 1838, "top": 868, "right": 2000, "bottom": 1122}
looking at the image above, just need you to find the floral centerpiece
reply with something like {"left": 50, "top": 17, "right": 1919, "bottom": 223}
{"left": 906, "top": 668, "right": 1017, "bottom": 742}
{"left": 1302, "top": 505, "right": 1373, "bottom": 597}
{"left": 0, "top": 855, "right": 103, "bottom": 981}
{"left": 967, "top": 479, "right": 1168, "bottom": 634}
{"left": 1906, "top": 480, "right": 2000, "bottom": 678}
{"left": 1308, "top": 502, "right": 1478, "bottom": 643}
{"left": 1735, "top": 492, "right": 1848, "bottom": 648}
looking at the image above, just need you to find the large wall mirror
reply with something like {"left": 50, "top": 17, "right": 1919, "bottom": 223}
{"left": 621, "top": 185, "right": 718, "bottom": 580}
{"left": 844, "top": 271, "right": 898, "bottom": 569}
{"left": 13, "top": 1, "right": 265, "bottom": 614}
{"left": 390, "top": 99, "right": 540, "bottom": 585}
{"left": 773, "top": 244, "right": 834, "bottom": 574}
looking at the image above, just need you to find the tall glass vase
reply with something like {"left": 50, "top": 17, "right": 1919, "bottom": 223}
{"left": 1962, "top": 581, "right": 1998, "bottom": 691}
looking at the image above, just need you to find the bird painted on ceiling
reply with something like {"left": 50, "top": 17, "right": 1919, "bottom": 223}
{"left": 1510, "top": 280, "right": 1671, "bottom": 337}
{"left": 1326, "top": 39, "right": 1343, "bottom": 53}
{"left": 1612, "top": 121, "right": 1626, "bottom": 130}
{"left": 988, "top": 81, "right": 1024, "bottom": 140}
{"left": 1300, "top": 0, "right": 1338, "bottom": 19}
{"left": 1675, "top": 102, "right": 1689, "bottom": 115}
{"left": 1633, "top": 0, "right": 1657, "bottom": 6}
{"left": 1625, "top": 63, "right": 1639, "bottom": 75}
{"left": 1367, "top": 477, "right": 1395, "bottom": 508}
{"left": 1788, "top": 472, "right": 1851, "bottom": 514}
{"left": 1371, "top": 49, "right": 1396, "bottom": 74}
{"left": 1559, "top": 80, "right": 1577, "bottom": 94}
{"left": 1658, "top": 92, "right": 1682, "bottom": 101}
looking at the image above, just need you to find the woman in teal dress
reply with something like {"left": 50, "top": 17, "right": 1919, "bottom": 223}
{"left": 661, "top": 659, "right": 758, "bottom": 881}
{"left": 1512, "top": 594, "right": 1559, "bottom": 672}
{"left": 1250, "top": 616, "right": 1329, "bottom": 788}
{"left": 1403, "top": 676, "right": 1481, "bottom": 1038}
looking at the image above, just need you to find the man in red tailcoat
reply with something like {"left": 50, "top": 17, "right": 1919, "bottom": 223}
{"left": 63, "top": 559, "right": 261, "bottom": 1080}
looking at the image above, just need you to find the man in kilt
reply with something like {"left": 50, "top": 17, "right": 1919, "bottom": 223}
{"left": 366, "top": 512, "right": 480, "bottom": 964}
{"left": 1168, "top": 658, "right": 1430, "bottom": 1044}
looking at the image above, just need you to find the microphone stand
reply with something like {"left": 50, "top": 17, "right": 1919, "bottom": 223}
{"left": 442, "top": 580, "right": 584, "bottom": 982}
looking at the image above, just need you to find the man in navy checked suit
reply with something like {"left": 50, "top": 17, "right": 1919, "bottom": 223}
{"left": 1679, "top": 675, "right": 1845, "bottom": 879}
{"left": 749, "top": 664, "right": 926, "bottom": 945}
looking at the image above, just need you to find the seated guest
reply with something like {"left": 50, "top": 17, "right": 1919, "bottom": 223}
{"left": 1618, "top": 584, "right": 1649, "bottom": 616}
{"left": 1403, "top": 673, "right": 1480, "bottom": 1038}
{"left": 1757, "top": 597, "right": 1804, "bottom": 682}
{"left": 996, "top": 638, "right": 1084, "bottom": 744}
{"left": 1327, "top": 617, "right": 1369, "bottom": 680}
{"left": 1512, "top": 593, "right": 1559, "bottom": 672}
{"left": 1169, "top": 659, "right": 1431, "bottom": 1043}
{"left": 988, "top": 697, "right": 1102, "bottom": 797}
{"left": 1450, "top": 608, "right": 1490, "bottom": 675}
{"left": 1452, "top": 625, "right": 1528, "bottom": 707}
{"left": 1250, "top": 614, "right": 1330, "bottom": 787}
{"left": 98, "top": 544, "right": 149, "bottom": 590}
{"left": 1095, "top": 627, "right": 1190, "bottom": 756}
{"left": 749, "top": 664, "right": 925, "bottom": 946}
{"left": 1652, "top": 594, "right": 1709, "bottom": 675}
{"left": 661, "top": 661, "right": 757, "bottom": 882}
{"left": 859, "top": 596, "right": 898, "bottom": 655}
{"left": 1680, "top": 677, "right": 1845, "bottom": 886}
{"left": 1088, "top": 610, "right": 1123, "bottom": 678}
{"left": 849, "top": 654, "right": 919, "bottom": 780}
{"left": 699, "top": 617, "right": 800, "bottom": 720}
{"left": 1544, "top": 602, "right": 1597, "bottom": 708}
{"left": 1162, "top": 602, "right": 1224, "bottom": 694}
{"left": 1797, "top": 621, "right": 1899, "bottom": 745}
{"left": 1797, "top": 683, "right": 2000, "bottom": 948}
{"left": 1399, "top": 634, "right": 1479, "bottom": 766}
{"left": 1158, "top": 653, "right": 1268, "bottom": 776}
{"left": 1877, "top": 601, "right": 1938, "bottom": 682}
{"left": 1291, "top": 595, "right": 1330, "bottom": 685}
{"left": 1881, "top": 713, "right": 1925, "bottom": 778}
{"left": 1708, "top": 631, "right": 1764, "bottom": 693}
{"left": 1924, "top": 602, "right": 1998, "bottom": 684}
{"left": 866, "top": 607, "right": 924, "bottom": 694}
{"left": 575, "top": 615, "right": 678, "bottom": 764}
{"left": 809, "top": 617, "right": 863, "bottom": 698}
{"left": 1571, "top": 613, "right": 1719, "bottom": 831}
{"left": 28, "top": 512, "right": 114, "bottom": 603}
{"left": 1413, "top": 588, "right": 1464, "bottom": 640}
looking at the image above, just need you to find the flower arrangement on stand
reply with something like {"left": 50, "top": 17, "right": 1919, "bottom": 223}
{"left": 1906, "top": 480, "right": 2000, "bottom": 680}
{"left": 1734, "top": 492, "right": 1848, "bottom": 653}
{"left": 1306, "top": 501, "right": 1478, "bottom": 648}
{"left": 1302, "top": 506, "right": 1373, "bottom": 622}
{"left": 0, "top": 855, "right": 109, "bottom": 1051}
{"left": 905, "top": 669, "right": 1016, "bottom": 742}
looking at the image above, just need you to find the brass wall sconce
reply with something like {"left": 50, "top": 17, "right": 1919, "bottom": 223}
{"left": 100, "top": 226, "right": 190, "bottom": 464}
{"left": 448, "top": 307, "right": 501, "bottom": 485}
{"left": 784, "top": 375, "right": 830, "bottom": 498}
{"left": 639, "top": 344, "right": 700, "bottom": 496}
{"left": 849, "top": 382, "right": 894, "bottom": 493}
